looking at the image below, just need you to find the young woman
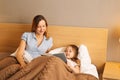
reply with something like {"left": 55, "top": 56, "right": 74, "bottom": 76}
{"left": 16, "top": 15, "right": 53, "bottom": 68}
{"left": 65, "top": 44, "right": 80, "bottom": 73}
{"left": 0, "top": 15, "right": 53, "bottom": 69}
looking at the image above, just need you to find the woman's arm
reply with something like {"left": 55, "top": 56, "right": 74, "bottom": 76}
{"left": 16, "top": 40, "right": 26, "bottom": 68}
{"left": 46, "top": 48, "right": 52, "bottom": 53}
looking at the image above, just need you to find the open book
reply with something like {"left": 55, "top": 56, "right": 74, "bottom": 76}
{"left": 42, "top": 53, "right": 67, "bottom": 63}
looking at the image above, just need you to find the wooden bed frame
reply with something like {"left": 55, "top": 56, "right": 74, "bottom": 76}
{"left": 0, "top": 23, "right": 108, "bottom": 79}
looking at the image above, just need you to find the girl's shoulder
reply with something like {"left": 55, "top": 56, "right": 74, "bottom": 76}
{"left": 67, "top": 59, "right": 77, "bottom": 64}
{"left": 67, "top": 59, "right": 78, "bottom": 67}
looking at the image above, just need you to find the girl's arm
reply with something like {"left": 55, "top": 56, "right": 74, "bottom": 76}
{"left": 69, "top": 64, "right": 80, "bottom": 73}
{"left": 67, "top": 60, "right": 80, "bottom": 73}
{"left": 16, "top": 40, "right": 26, "bottom": 68}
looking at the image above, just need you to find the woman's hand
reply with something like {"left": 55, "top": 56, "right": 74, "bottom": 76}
{"left": 20, "top": 62, "right": 26, "bottom": 68}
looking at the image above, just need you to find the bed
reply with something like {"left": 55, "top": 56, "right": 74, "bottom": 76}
{"left": 0, "top": 23, "right": 108, "bottom": 80}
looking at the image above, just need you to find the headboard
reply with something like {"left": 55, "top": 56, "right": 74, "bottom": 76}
{"left": 0, "top": 23, "right": 108, "bottom": 75}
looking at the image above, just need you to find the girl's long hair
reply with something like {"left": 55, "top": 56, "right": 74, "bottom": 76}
{"left": 68, "top": 44, "right": 80, "bottom": 65}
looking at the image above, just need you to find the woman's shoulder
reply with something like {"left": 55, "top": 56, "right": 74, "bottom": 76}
{"left": 21, "top": 32, "right": 34, "bottom": 38}
{"left": 23, "top": 32, "right": 33, "bottom": 35}
{"left": 22, "top": 32, "right": 34, "bottom": 36}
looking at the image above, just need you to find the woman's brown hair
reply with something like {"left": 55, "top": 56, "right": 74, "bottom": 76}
{"left": 31, "top": 15, "right": 49, "bottom": 38}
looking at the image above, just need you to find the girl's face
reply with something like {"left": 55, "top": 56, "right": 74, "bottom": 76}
{"left": 65, "top": 46, "right": 75, "bottom": 59}
{"left": 36, "top": 20, "right": 46, "bottom": 35}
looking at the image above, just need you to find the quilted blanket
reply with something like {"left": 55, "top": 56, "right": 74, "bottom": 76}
{"left": 0, "top": 56, "right": 98, "bottom": 80}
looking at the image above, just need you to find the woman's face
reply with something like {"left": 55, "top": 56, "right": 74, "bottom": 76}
{"left": 36, "top": 20, "right": 46, "bottom": 35}
{"left": 65, "top": 46, "right": 75, "bottom": 59}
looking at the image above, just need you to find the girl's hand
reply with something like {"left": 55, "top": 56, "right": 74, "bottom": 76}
{"left": 67, "top": 61, "right": 72, "bottom": 67}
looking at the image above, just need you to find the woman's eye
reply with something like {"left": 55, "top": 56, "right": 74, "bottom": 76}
{"left": 37, "top": 26, "right": 41, "bottom": 28}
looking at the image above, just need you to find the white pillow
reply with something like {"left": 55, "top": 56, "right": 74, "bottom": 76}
{"left": 10, "top": 49, "right": 18, "bottom": 57}
{"left": 80, "top": 64, "right": 99, "bottom": 79}
{"left": 49, "top": 47, "right": 66, "bottom": 54}
{"left": 78, "top": 44, "right": 91, "bottom": 65}
{"left": 10, "top": 49, "right": 33, "bottom": 63}
{"left": 23, "top": 51, "right": 33, "bottom": 63}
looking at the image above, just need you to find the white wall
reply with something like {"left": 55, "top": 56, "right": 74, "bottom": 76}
{"left": 0, "top": 0, "right": 120, "bottom": 62}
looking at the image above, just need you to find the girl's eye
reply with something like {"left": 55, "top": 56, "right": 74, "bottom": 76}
{"left": 69, "top": 50, "right": 72, "bottom": 52}
{"left": 43, "top": 25, "right": 46, "bottom": 27}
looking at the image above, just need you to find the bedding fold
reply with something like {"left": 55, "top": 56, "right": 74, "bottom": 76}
{"left": 0, "top": 56, "right": 98, "bottom": 80}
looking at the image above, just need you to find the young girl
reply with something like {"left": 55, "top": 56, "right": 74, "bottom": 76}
{"left": 65, "top": 44, "right": 80, "bottom": 73}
